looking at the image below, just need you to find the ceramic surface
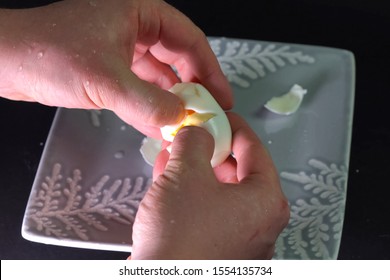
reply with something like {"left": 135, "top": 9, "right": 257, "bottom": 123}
{"left": 22, "top": 37, "right": 355, "bottom": 259}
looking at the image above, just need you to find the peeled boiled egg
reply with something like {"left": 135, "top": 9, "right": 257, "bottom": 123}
{"left": 140, "top": 82, "right": 232, "bottom": 168}
{"left": 161, "top": 82, "right": 232, "bottom": 167}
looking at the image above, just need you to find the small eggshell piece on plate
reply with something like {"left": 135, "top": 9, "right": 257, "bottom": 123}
{"left": 264, "top": 84, "right": 307, "bottom": 115}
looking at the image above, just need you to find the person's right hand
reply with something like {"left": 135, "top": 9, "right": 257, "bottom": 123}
{"left": 131, "top": 113, "right": 290, "bottom": 259}
{"left": 0, "top": 0, "right": 232, "bottom": 137}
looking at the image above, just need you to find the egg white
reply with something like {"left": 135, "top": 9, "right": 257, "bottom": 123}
{"left": 160, "top": 82, "right": 232, "bottom": 167}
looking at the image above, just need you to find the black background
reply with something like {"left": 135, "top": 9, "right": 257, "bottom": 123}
{"left": 0, "top": 0, "right": 389, "bottom": 259}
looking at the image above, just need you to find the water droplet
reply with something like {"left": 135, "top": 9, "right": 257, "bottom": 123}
{"left": 114, "top": 151, "right": 125, "bottom": 159}
{"left": 18, "top": 65, "right": 23, "bottom": 72}
{"left": 37, "top": 51, "right": 44, "bottom": 59}
{"left": 148, "top": 96, "right": 154, "bottom": 103}
{"left": 120, "top": 125, "right": 126, "bottom": 131}
{"left": 85, "top": 80, "right": 90, "bottom": 86}
{"left": 92, "top": 49, "right": 97, "bottom": 54}
{"left": 52, "top": 23, "right": 57, "bottom": 27}
{"left": 268, "top": 140, "right": 273, "bottom": 144}
{"left": 89, "top": 1, "right": 97, "bottom": 7}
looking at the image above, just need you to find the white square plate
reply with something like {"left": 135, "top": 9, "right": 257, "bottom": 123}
{"left": 22, "top": 37, "right": 355, "bottom": 259}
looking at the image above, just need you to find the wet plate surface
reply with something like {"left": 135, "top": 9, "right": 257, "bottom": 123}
{"left": 22, "top": 37, "right": 355, "bottom": 259}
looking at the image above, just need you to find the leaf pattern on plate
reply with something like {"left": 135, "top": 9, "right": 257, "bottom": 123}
{"left": 89, "top": 110, "right": 102, "bottom": 127}
{"left": 25, "top": 163, "right": 151, "bottom": 241}
{"left": 274, "top": 159, "right": 347, "bottom": 259}
{"left": 209, "top": 38, "right": 315, "bottom": 87}
{"left": 22, "top": 37, "right": 353, "bottom": 259}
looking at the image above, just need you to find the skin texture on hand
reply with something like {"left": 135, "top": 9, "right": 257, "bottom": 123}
{"left": 0, "top": 0, "right": 288, "bottom": 260}
{"left": 131, "top": 113, "right": 290, "bottom": 260}
{"left": 0, "top": 0, "right": 233, "bottom": 137}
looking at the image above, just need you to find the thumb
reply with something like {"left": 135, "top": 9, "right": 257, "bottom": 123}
{"left": 98, "top": 64, "right": 185, "bottom": 134}
{"left": 153, "top": 126, "right": 215, "bottom": 180}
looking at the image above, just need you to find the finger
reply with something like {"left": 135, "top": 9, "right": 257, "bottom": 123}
{"left": 148, "top": 3, "right": 233, "bottom": 110}
{"left": 168, "top": 126, "right": 215, "bottom": 169}
{"left": 227, "top": 112, "right": 277, "bottom": 183}
{"left": 213, "top": 155, "right": 239, "bottom": 183}
{"left": 131, "top": 50, "right": 180, "bottom": 90}
{"left": 150, "top": 42, "right": 233, "bottom": 110}
{"left": 153, "top": 148, "right": 170, "bottom": 181}
{"left": 97, "top": 58, "right": 185, "bottom": 128}
{"left": 130, "top": 122, "right": 162, "bottom": 139}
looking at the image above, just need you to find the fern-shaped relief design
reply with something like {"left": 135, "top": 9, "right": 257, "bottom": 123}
{"left": 274, "top": 159, "right": 348, "bottom": 259}
{"left": 89, "top": 110, "right": 102, "bottom": 127}
{"left": 25, "top": 163, "right": 151, "bottom": 241}
{"left": 209, "top": 39, "right": 315, "bottom": 87}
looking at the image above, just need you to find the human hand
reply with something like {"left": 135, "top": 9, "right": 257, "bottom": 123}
{"left": 131, "top": 113, "right": 290, "bottom": 259}
{"left": 0, "top": 0, "right": 232, "bottom": 137}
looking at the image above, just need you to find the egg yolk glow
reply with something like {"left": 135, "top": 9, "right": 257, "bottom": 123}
{"left": 169, "top": 110, "right": 216, "bottom": 137}
{"left": 160, "top": 82, "right": 232, "bottom": 167}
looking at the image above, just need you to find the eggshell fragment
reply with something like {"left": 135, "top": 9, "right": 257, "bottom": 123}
{"left": 264, "top": 84, "right": 307, "bottom": 115}
{"left": 139, "top": 137, "right": 162, "bottom": 166}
